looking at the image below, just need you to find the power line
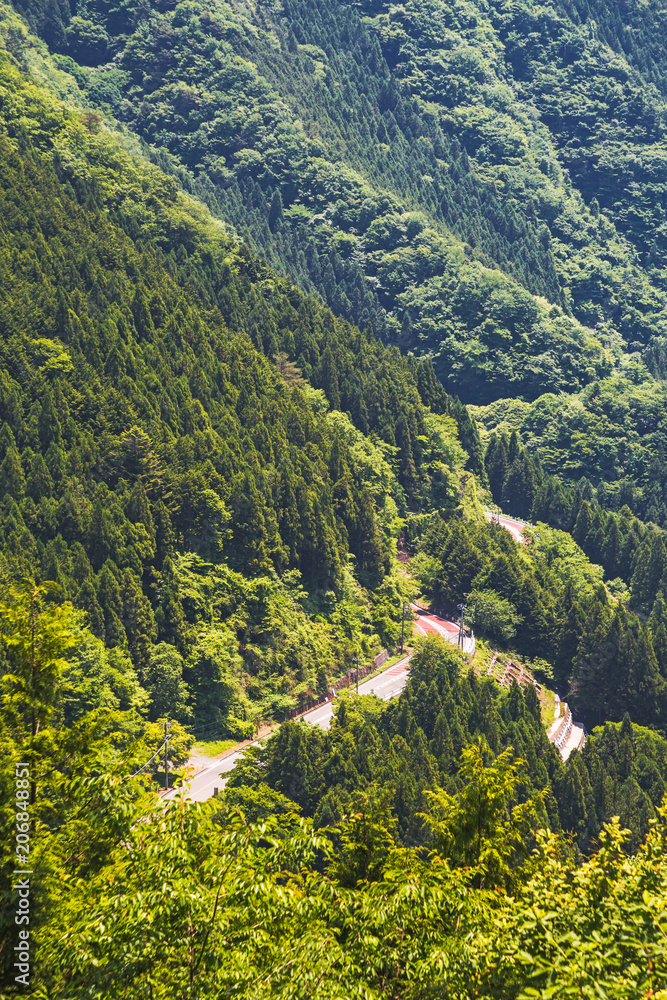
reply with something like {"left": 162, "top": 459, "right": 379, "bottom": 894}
{"left": 184, "top": 728, "right": 226, "bottom": 743}
{"left": 164, "top": 719, "right": 172, "bottom": 791}
{"left": 183, "top": 720, "right": 228, "bottom": 735}
{"left": 184, "top": 724, "right": 222, "bottom": 736}
{"left": 126, "top": 721, "right": 231, "bottom": 783}
{"left": 127, "top": 739, "right": 167, "bottom": 779}
{"left": 189, "top": 729, "right": 232, "bottom": 744}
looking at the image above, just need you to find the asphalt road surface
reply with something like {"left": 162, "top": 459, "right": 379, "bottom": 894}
{"left": 168, "top": 654, "right": 412, "bottom": 803}
{"left": 484, "top": 511, "right": 527, "bottom": 544}
{"left": 299, "top": 655, "right": 411, "bottom": 729}
{"left": 411, "top": 605, "right": 475, "bottom": 655}
{"left": 411, "top": 605, "right": 460, "bottom": 641}
{"left": 175, "top": 744, "right": 256, "bottom": 803}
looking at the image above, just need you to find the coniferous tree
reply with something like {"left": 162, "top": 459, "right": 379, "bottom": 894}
{"left": 572, "top": 502, "right": 592, "bottom": 548}
{"left": 26, "top": 452, "right": 53, "bottom": 501}
{"left": 0, "top": 445, "right": 26, "bottom": 500}
{"left": 318, "top": 345, "right": 341, "bottom": 411}
{"left": 485, "top": 434, "right": 508, "bottom": 505}
{"left": 77, "top": 578, "right": 105, "bottom": 640}
{"left": 97, "top": 564, "right": 127, "bottom": 649}
{"left": 155, "top": 556, "right": 187, "bottom": 653}
{"left": 121, "top": 569, "right": 157, "bottom": 676}
{"left": 38, "top": 390, "right": 62, "bottom": 450}
{"left": 630, "top": 534, "right": 667, "bottom": 612}
{"left": 601, "top": 518, "right": 622, "bottom": 578}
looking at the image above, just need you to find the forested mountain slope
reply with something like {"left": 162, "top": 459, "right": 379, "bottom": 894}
{"left": 0, "top": 48, "right": 486, "bottom": 735}
{"left": 3, "top": 601, "right": 667, "bottom": 996}
{"left": 9, "top": 0, "right": 667, "bottom": 403}
{"left": 3, "top": 3, "right": 667, "bottom": 993}
{"left": 2, "top": 27, "right": 663, "bottom": 758}
{"left": 2, "top": 0, "right": 666, "bottom": 738}
{"left": 229, "top": 638, "right": 667, "bottom": 853}
{"left": 0, "top": 0, "right": 665, "bottom": 776}
{"left": 471, "top": 365, "right": 667, "bottom": 527}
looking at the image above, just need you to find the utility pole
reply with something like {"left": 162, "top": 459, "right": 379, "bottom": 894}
{"left": 400, "top": 600, "right": 408, "bottom": 653}
{"left": 457, "top": 603, "right": 467, "bottom": 649}
{"left": 353, "top": 656, "right": 360, "bottom": 694}
{"left": 164, "top": 718, "right": 172, "bottom": 791}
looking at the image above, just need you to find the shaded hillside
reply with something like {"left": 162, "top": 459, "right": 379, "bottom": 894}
{"left": 0, "top": 50, "right": 477, "bottom": 731}
{"left": 8, "top": 0, "right": 667, "bottom": 402}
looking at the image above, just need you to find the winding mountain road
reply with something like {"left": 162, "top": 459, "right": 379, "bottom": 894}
{"left": 167, "top": 654, "right": 412, "bottom": 803}
{"left": 411, "top": 605, "right": 460, "bottom": 642}
{"left": 169, "top": 514, "right": 527, "bottom": 804}
{"left": 411, "top": 604, "right": 475, "bottom": 654}
{"left": 484, "top": 511, "right": 527, "bottom": 544}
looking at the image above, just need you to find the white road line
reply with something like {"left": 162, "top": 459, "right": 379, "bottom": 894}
{"left": 171, "top": 655, "right": 412, "bottom": 801}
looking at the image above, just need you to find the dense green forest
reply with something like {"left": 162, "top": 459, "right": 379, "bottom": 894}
{"left": 228, "top": 637, "right": 667, "bottom": 854}
{"left": 0, "top": 48, "right": 488, "bottom": 740}
{"left": 3, "top": 0, "right": 667, "bottom": 994}
{"left": 7, "top": 0, "right": 667, "bottom": 404}
{"left": 406, "top": 504, "right": 667, "bottom": 727}
{"left": 472, "top": 369, "right": 667, "bottom": 525}
{"left": 2, "top": 599, "right": 667, "bottom": 996}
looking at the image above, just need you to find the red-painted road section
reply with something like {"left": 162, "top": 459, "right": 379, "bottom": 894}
{"left": 411, "top": 605, "right": 460, "bottom": 641}
{"left": 484, "top": 511, "right": 527, "bottom": 544}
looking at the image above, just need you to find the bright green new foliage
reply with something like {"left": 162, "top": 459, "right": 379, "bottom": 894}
{"left": 1, "top": 0, "right": 667, "bottom": 994}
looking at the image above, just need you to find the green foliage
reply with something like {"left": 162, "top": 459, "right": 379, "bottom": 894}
{"left": 226, "top": 634, "right": 667, "bottom": 855}
{"left": 32, "top": 799, "right": 486, "bottom": 999}
{"left": 9, "top": 0, "right": 667, "bottom": 404}
{"left": 414, "top": 505, "right": 667, "bottom": 727}
{"left": 467, "top": 588, "right": 523, "bottom": 643}
{"left": 1, "top": 572, "right": 667, "bottom": 998}
{"left": 0, "top": 580, "right": 82, "bottom": 738}
{"left": 1, "top": 1, "right": 667, "bottom": 993}
{"left": 144, "top": 643, "right": 191, "bottom": 723}
{"left": 414, "top": 512, "right": 556, "bottom": 655}
{"left": 331, "top": 786, "right": 397, "bottom": 888}
{"left": 487, "top": 813, "right": 667, "bottom": 1000}
{"left": 62, "top": 633, "right": 149, "bottom": 722}
{"left": 0, "top": 51, "right": 479, "bottom": 729}
{"left": 474, "top": 371, "right": 667, "bottom": 528}
{"left": 7, "top": 774, "right": 667, "bottom": 998}
{"left": 422, "top": 737, "right": 544, "bottom": 889}
{"left": 480, "top": 422, "right": 665, "bottom": 607}
{"left": 142, "top": 717, "right": 194, "bottom": 771}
